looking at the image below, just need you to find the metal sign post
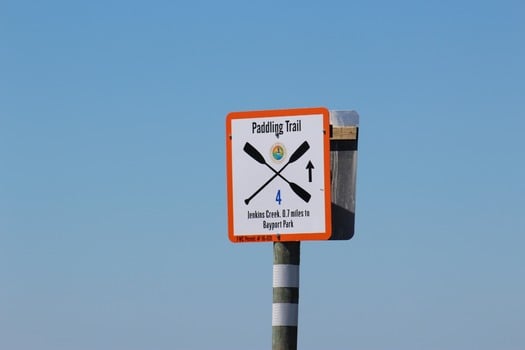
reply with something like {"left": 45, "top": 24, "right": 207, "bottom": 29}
{"left": 272, "top": 242, "right": 300, "bottom": 350}
{"left": 225, "top": 107, "right": 359, "bottom": 350}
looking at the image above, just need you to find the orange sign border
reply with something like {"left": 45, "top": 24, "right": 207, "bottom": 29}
{"left": 226, "top": 107, "right": 332, "bottom": 243}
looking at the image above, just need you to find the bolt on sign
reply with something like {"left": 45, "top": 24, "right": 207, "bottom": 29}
{"left": 226, "top": 107, "right": 332, "bottom": 243}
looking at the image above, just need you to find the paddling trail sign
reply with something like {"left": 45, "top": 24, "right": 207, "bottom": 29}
{"left": 226, "top": 107, "right": 332, "bottom": 242}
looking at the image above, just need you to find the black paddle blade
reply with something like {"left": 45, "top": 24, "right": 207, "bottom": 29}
{"left": 243, "top": 142, "right": 266, "bottom": 164}
{"left": 289, "top": 141, "right": 310, "bottom": 163}
{"left": 289, "top": 182, "right": 311, "bottom": 203}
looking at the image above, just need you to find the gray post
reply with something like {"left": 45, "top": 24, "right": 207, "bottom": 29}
{"left": 272, "top": 241, "right": 300, "bottom": 350}
{"left": 329, "top": 110, "right": 359, "bottom": 240}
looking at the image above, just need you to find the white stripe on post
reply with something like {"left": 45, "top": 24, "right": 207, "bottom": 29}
{"left": 273, "top": 264, "right": 300, "bottom": 288}
{"left": 272, "top": 303, "right": 299, "bottom": 326}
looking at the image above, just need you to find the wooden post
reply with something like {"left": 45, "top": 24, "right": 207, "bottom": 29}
{"left": 329, "top": 110, "right": 359, "bottom": 240}
{"left": 270, "top": 110, "right": 358, "bottom": 349}
{"left": 272, "top": 241, "right": 300, "bottom": 350}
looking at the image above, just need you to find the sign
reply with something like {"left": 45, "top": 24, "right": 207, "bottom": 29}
{"left": 226, "top": 107, "right": 332, "bottom": 242}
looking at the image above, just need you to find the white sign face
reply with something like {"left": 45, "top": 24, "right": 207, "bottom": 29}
{"left": 226, "top": 107, "right": 332, "bottom": 243}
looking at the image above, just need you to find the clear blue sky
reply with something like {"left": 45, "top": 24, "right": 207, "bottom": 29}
{"left": 1, "top": 1, "right": 524, "bottom": 349}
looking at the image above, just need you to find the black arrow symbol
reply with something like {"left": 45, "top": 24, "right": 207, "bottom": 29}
{"left": 306, "top": 161, "right": 314, "bottom": 182}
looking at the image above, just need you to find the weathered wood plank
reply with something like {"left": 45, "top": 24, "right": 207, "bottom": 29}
{"left": 331, "top": 125, "right": 358, "bottom": 140}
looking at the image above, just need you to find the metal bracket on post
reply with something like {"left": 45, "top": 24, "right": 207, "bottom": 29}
{"left": 329, "top": 110, "right": 359, "bottom": 240}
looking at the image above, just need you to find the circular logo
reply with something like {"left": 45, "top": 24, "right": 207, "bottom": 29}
{"left": 270, "top": 143, "right": 286, "bottom": 163}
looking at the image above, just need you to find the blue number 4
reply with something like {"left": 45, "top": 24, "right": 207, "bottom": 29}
{"left": 276, "top": 190, "right": 282, "bottom": 205}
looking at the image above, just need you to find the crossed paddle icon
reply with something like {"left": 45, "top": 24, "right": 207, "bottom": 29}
{"left": 243, "top": 141, "right": 311, "bottom": 205}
